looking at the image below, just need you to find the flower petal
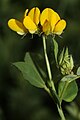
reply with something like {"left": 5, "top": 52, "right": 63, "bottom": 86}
{"left": 23, "top": 16, "right": 37, "bottom": 34}
{"left": 40, "top": 8, "right": 60, "bottom": 25}
{"left": 24, "top": 9, "right": 28, "bottom": 17}
{"left": 28, "top": 7, "right": 40, "bottom": 25}
{"left": 51, "top": 12, "right": 60, "bottom": 31}
{"left": 8, "top": 19, "right": 27, "bottom": 35}
{"left": 40, "top": 8, "right": 61, "bottom": 33}
{"left": 42, "top": 20, "right": 51, "bottom": 35}
{"left": 54, "top": 19, "right": 66, "bottom": 35}
{"left": 40, "top": 8, "right": 51, "bottom": 25}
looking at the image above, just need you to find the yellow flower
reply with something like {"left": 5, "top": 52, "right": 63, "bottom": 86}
{"left": 40, "top": 8, "right": 66, "bottom": 35}
{"left": 8, "top": 7, "right": 40, "bottom": 35}
{"left": 8, "top": 7, "right": 66, "bottom": 36}
{"left": 23, "top": 7, "right": 40, "bottom": 34}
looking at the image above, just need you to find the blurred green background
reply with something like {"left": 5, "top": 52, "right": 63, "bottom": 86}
{"left": 0, "top": 0, "right": 80, "bottom": 120}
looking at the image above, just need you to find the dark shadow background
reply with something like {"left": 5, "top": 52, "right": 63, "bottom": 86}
{"left": 0, "top": 0, "right": 80, "bottom": 120}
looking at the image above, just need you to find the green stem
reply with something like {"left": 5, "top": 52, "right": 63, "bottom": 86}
{"left": 42, "top": 35, "right": 55, "bottom": 91}
{"left": 57, "top": 105, "right": 66, "bottom": 120}
{"left": 42, "top": 35, "right": 66, "bottom": 120}
{"left": 42, "top": 35, "right": 52, "bottom": 81}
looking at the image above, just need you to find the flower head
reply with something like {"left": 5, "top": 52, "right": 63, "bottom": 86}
{"left": 8, "top": 7, "right": 40, "bottom": 35}
{"left": 40, "top": 8, "right": 66, "bottom": 35}
{"left": 8, "top": 7, "right": 66, "bottom": 36}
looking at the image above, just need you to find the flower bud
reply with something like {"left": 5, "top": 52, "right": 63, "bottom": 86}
{"left": 59, "top": 48, "right": 74, "bottom": 75}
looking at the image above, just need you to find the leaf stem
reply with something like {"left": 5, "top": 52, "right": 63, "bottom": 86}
{"left": 59, "top": 81, "right": 69, "bottom": 104}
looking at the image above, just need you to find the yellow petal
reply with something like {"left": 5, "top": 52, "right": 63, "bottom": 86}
{"left": 24, "top": 9, "right": 28, "bottom": 17}
{"left": 51, "top": 12, "right": 60, "bottom": 31}
{"left": 40, "top": 8, "right": 57, "bottom": 26}
{"left": 40, "top": 8, "right": 60, "bottom": 33}
{"left": 8, "top": 19, "right": 27, "bottom": 35}
{"left": 40, "top": 8, "right": 51, "bottom": 25}
{"left": 54, "top": 19, "right": 66, "bottom": 35}
{"left": 48, "top": 9, "right": 60, "bottom": 25}
{"left": 23, "top": 16, "right": 37, "bottom": 34}
{"left": 28, "top": 7, "right": 40, "bottom": 25}
{"left": 42, "top": 20, "right": 51, "bottom": 35}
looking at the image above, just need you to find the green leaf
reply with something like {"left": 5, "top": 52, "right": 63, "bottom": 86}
{"left": 13, "top": 53, "right": 46, "bottom": 88}
{"left": 59, "top": 47, "right": 69, "bottom": 65}
{"left": 64, "top": 47, "right": 69, "bottom": 59}
{"left": 70, "top": 55, "right": 74, "bottom": 70}
{"left": 59, "top": 48, "right": 64, "bottom": 65}
{"left": 58, "top": 81, "right": 78, "bottom": 102}
{"left": 52, "top": 38, "right": 58, "bottom": 64}
{"left": 77, "top": 67, "right": 80, "bottom": 75}
{"left": 61, "top": 74, "right": 80, "bottom": 82}
{"left": 25, "top": 53, "right": 47, "bottom": 78}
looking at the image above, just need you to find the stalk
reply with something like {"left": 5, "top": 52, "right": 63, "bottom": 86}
{"left": 57, "top": 105, "right": 66, "bottom": 120}
{"left": 42, "top": 35, "right": 55, "bottom": 91}
{"left": 42, "top": 35, "right": 66, "bottom": 120}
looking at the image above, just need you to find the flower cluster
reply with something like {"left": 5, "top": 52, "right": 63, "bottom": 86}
{"left": 8, "top": 7, "right": 66, "bottom": 36}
